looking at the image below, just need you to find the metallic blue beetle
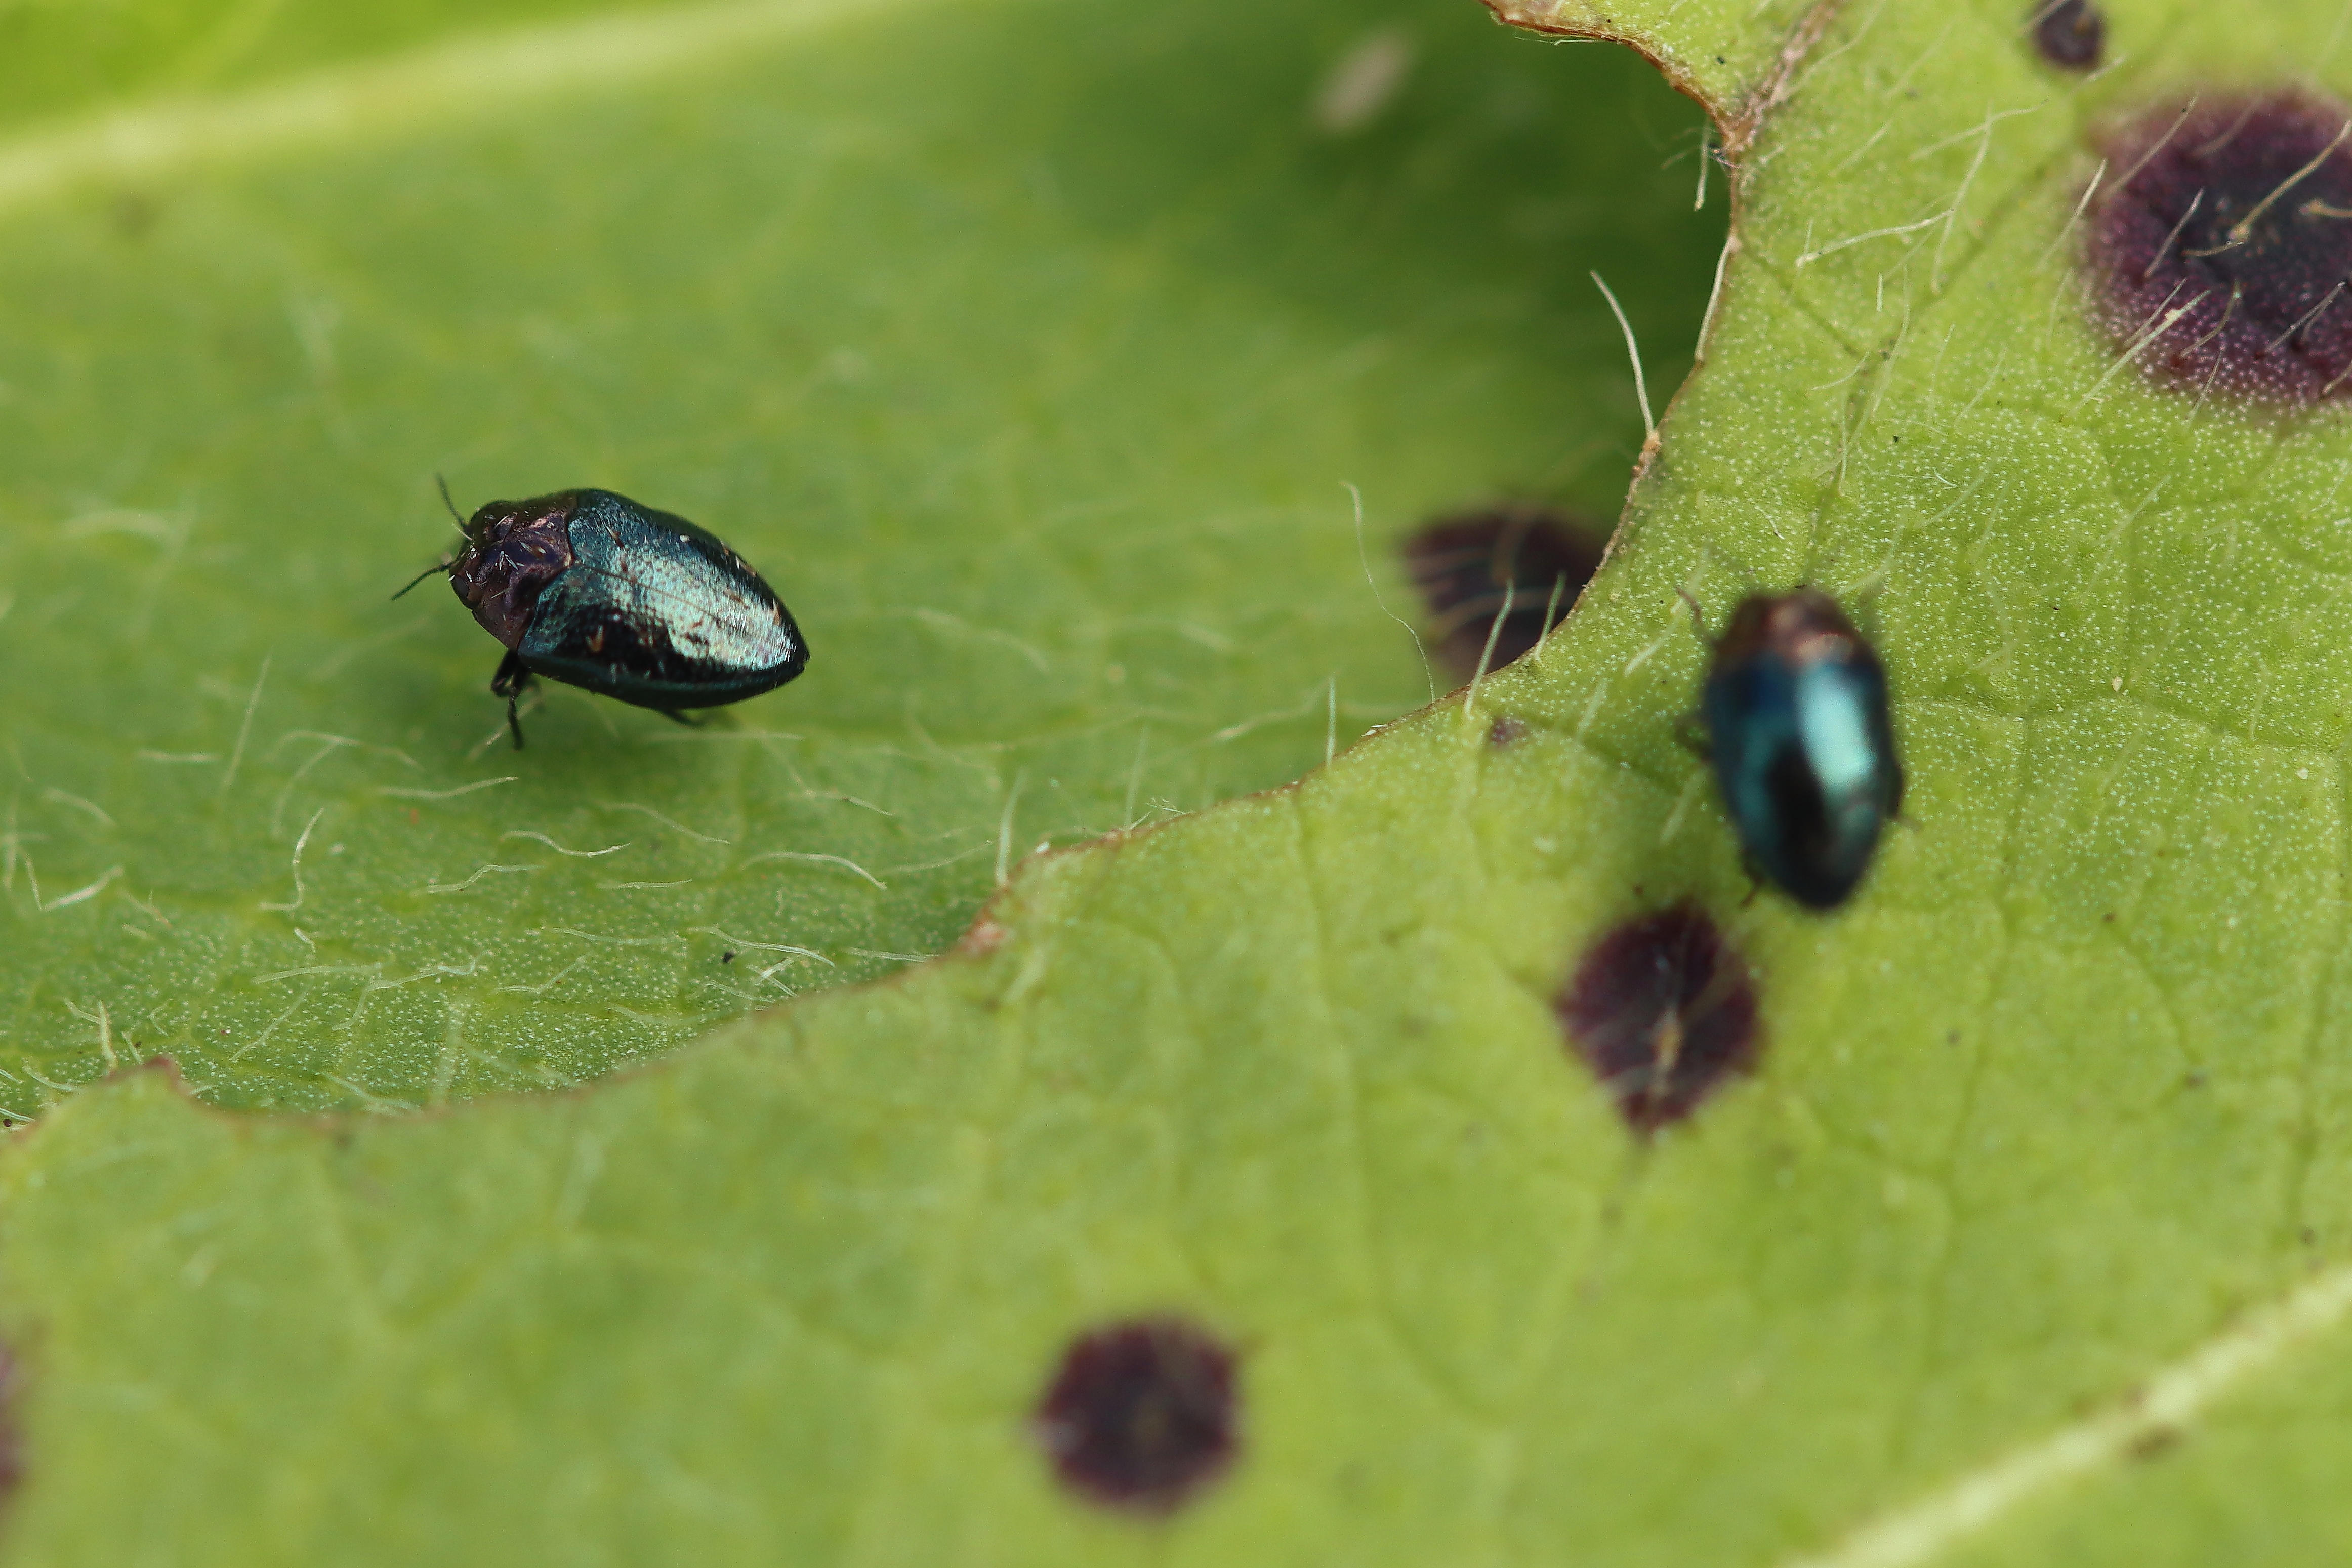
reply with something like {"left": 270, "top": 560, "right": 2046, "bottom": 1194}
{"left": 402, "top": 486, "right": 807, "bottom": 747}
{"left": 1696, "top": 588, "right": 1902, "bottom": 910}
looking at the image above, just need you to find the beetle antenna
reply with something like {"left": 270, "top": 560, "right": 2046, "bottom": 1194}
{"left": 435, "top": 473, "right": 465, "bottom": 527}
{"left": 390, "top": 559, "right": 452, "bottom": 600}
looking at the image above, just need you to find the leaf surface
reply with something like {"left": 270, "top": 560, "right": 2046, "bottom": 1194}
{"left": 7, "top": 0, "right": 2352, "bottom": 1564}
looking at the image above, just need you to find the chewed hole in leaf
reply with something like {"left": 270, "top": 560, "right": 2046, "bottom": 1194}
{"left": 1031, "top": 1316, "right": 1239, "bottom": 1515}
{"left": 2030, "top": 0, "right": 2105, "bottom": 70}
{"left": 1556, "top": 903, "right": 1760, "bottom": 1134}
{"left": 2088, "top": 91, "right": 2352, "bottom": 403}
{"left": 1403, "top": 504, "right": 1604, "bottom": 683}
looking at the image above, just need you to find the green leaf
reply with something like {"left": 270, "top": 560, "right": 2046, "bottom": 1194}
{"left": 0, "top": 0, "right": 636, "bottom": 134}
{"left": 10, "top": 0, "right": 2352, "bottom": 1564}
{"left": 0, "top": 0, "right": 1713, "bottom": 1111}
{"left": 1487, "top": 0, "right": 1830, "bottom": 128}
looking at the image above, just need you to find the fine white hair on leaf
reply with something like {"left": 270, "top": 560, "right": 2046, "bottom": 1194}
{"left": 2071, "top": 287, "right": 2209, "bottom": 413}
{"left": 1906, "top": 100, "right": 2041, "bottom": 165}
{"left": 1794, "top": 209, "right": 1946, "bottom": 270}
{"left": 61, "top": 999, "right": 116, "bottom": 1073}
{"left": 364, "top": 960, "right": 480, "bottom": 992}
{"left": 877, "top": 842, "right": 992, "bottom": 878}
{"left": 685, "top": 927, "right": 831, "bottom": 963}
{"left": 1591, "top": 270, "right": 1655, "bottom": 441}
{"left": 1464, "top": 581, "right": 1515, "bottom": 717}
{"left": 994, "top": 773, "right": 1026, "bottom": 888}
{"left": 1830, "top": 120, "right": 1894, "bottom": 177}
{"left": 218, "top": 654, "right": 271, "bottom": 798}
{"left": 501, "top": 830, "right": 631, "bottom": 857}
{"left": 529, "top": 925, "right": 682, "bottom": 947}
{"left": 39, "top": 787, "right": 112, "bottom": 830}
{"left": 1658, "top": 770, "right": 1707, "bottom": 845}
{"left": 493, "top": 958, "right": 588, "bottom": 997}
{"left": 261, "top": 807, "right": 326, "bottom": 913}
{"left": 379, "top": 776, "right": 519, "bottom": 801}
{"left": 253, "top": 962, "right": 382, "bottom": 985}
{"left": 738, "top": 850, "right": 887, "bottom": 889}
{"left": 1696, "top": 231, "right": 1740, "bottom": 362}
{"left": 596, "top": 801, "right": 729, "bottom": 843}
{"left": 25, "top": 860, "right": 123, "bottom": 914}
{"left": 2036, "top": 157, "right": 2106, "bottom": 270}
{"left": 269, "top": 732, "right": 359, "bottom": 836}
{"left": 420, "top": 862, "right": 539, "bottom": 895}
{"left": 1621, "top": 620, "right": 1681, "bottom": 677}
{"left": 1346, "top": 482, "right": 1434, "bottom": 704}
{"left": 231, "top": 980, "right": 327, "bottom": 1061}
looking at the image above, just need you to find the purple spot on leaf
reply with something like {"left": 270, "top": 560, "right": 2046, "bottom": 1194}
{"left": 1404, "top": 505, "right": 1604, "bottom": 682}
{"left": 1557, "top": 903, "right": 1760, "bottom": 1133}
{"left": 2088, "top": 92, "right": 2352, "bottom": 403}
{"left": 1033, "top": 1316, "right": 1237, "bottom": 1515}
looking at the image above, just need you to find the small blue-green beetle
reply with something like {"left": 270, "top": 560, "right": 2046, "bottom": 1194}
{"left": 1697, "top": 588, "right": 1902, "bottom": 910}
{"left": 401, "top": 485, "right": 807, "bottom": 747}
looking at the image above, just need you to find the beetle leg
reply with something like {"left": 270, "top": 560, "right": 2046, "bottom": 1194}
{"left": 655, "top": 709, "right": 704, "bottom": 728}
{"left": 490, "top": 648, "right": 527, "bottom": 697}
{"left": 491, "top": 650, "right": 533, "bottom": 750}
{"left": 1672, "top": 711, "right": 1711, "bottom": 761}
{"left": 1675, "top": 587, "right": 1715, "bottom": 645}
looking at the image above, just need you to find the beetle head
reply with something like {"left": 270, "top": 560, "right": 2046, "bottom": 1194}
{"left": 449, "top": 493, "right": 580, "bottom": 648}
